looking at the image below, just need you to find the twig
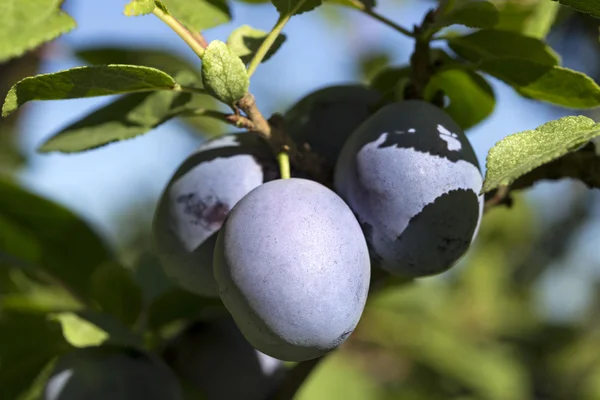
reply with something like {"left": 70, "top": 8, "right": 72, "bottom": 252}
{"left": 361, "top": 8, "right": 415, "bottom": 37}
{"left": 152, "top": 7, "right": 207, "bottom": 58}
{"left": 484, "top": 185, "right": 512, "bottom": 212}
{"left": 237, "top": 94, "right": 271, "bottom": 136}
{"left": 180, "top": 108, "right": 256, "bottom": 130}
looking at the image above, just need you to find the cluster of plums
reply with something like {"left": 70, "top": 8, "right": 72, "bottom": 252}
{"left": 152, "top": 89, "right": 484, "bottom": 362}
{"left": 43, "top": 87, "right": 484, "bottom": 400}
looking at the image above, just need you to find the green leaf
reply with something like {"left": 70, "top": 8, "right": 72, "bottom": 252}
{"left": 1, "top": 269, "right": 83, "bottom": 313}
{"left": 478, "top": 58, "right": 600, "bottom": 108}
{"left": 74, "top": 48, "right": 225, "bottom": 138}
{"left": 124, "top": 0, "right": 156, "bottom": 16}
{"left": 159, "top": 0, "right": 231, "bottom": 31}
{"left": 508, "top": 143, "right": 600, "bottom": 191}
{"left": 492, "top": 0, "right": 559, "bottom": 39}
{"left": 0, "top": 0, "right": 76, "bottom": 63}
{"left": 38, "top": 90, "right": 194, "bottom": 153}
{"left": 50, "top": 312, "right": 110, "bottom": 348}
{"left": 2, "top": 65, "right": 177, "bottom": 117}
{"left": 201, "top": 40, "right": 249, "bottom": 106}
{"left": 369, "top": 66, "right": 411, "bottom": 102}
{"left": 0, "top": 312, "right": 69, "bottom": 400}
{"left": 522, "top": 0, "right": 560, "bottom": 39}
{"left": 483, "top": 115, "right": 600, "bottom": 192}
{"left": 0, "top": 178, "right": 112, "bottom": 300}
{"left": 425, "top": 69, "right": 495, "bottom": 130}
{"left": 75, "top": 47, "right": 202, "bottom": 83}
{"left": 296, "top": 353, "right": 385, "bottom": 400}
{"left": 448, "top": 29, "right": 560, "bottom": 66}
{"left": 227, "top": 25, "right": 287, "bottom": 64}
{"left": 17, "top": 358, "right": 59, "bottom": 400}
{"left": 272, "top": 0, "right": 323, "bottom": 16}
{"left": 437, "top": 1, "right": 500, "bottom": 29}
{"left": 52, "top": 311, "right": 143, "bottom": 348}
{"left": 555, "top": 0, "right": 600, "bottom": 18}
{"left": 90, "top": 263, "right": 143, "bottom": 327}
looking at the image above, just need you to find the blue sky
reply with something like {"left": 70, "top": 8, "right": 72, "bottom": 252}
{"left": 12, "top": 0, "right": 600, "bottom": 320}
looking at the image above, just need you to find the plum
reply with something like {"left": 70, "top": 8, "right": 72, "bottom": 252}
{"left": 162, "top": 315, "right": 283, "bottom": 400}
{"left": 44, "top": 346, "right": 182, "bottom": 400}
{"left": 152, "top": 133, "right": 279, "bottom": 297}
{"left": 213, "top": 178, "right": 371, "bottom": 361}
{"left": 334, "top": 100, "right": 484, "bottom": 278}
{"left": 284, "top": 85, "right": 381, "bottom": 169}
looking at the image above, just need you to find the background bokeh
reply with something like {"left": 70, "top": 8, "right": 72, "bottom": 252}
{"left": 2, "top": 0, "right": 600, "bottom": 398}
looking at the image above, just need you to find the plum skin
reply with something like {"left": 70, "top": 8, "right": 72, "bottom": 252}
{"left": 161, "top": 315, "right": 283, "bottom": 400}
{"left": 213, "top": 178, "right": 371, "bottom": 362}
{"left": 284, "top": 85, "right": 381, "bottom": 169}
{"left": 44, "top": 346, "right": 182, "bottom": 400}
{"left": 334, "top": 100, "right": 484, "bottom": 278}
{"left": 152, "top": 133, "right": 279, "bottom": 297}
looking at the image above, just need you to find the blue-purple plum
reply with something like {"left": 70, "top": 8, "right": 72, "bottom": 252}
{"left": 152, "top": 133, "right": 279, "bottom": 297}
{"left": 162, "top": 315, "right": 283, "bottom": 400}
{"left": 334, "top": 100, "right": 484, "bottom": 278}
{"left": 284, "top": 85, "right": 381, "bottom": 169}
{"left": 213, "top": 178, "right": 371, "bottom": 362}
{"left": 44, "top": 346, "right": 182, "bottom": 400}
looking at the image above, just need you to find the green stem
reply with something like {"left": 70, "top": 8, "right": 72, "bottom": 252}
{"left": 152, "top": 7, "right": 206, "bottom": 59}
{"left": 247, "top": 14, "right": 291, "bottom": 77}
{"left": 361, "top": 8, "right": 415, "bottom": 38}
{"left": 278, "top": 151, "right": 291, "bottom": 179}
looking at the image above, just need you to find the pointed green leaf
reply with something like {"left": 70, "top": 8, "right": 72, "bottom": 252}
{"left": 75, "top": 47, "right": 202, "bottom": 83}
{"left": 425, "top": 69, "right": 495, "bottom": 130}
{"left": 227, "top": 25, "right": 287, "bottom": 64}
{"left": 448, "top": 29, "right": 560, "bottom": 66}
{"left": 437, "top": 1, "right": 500, "bottom": 29}
{"left": 0, "top": 177, "right": 112, "bottom": 299}
{"left": 493, "top": 0, "right": 559, "bottom": 39}
{"left": 51, "top": 311, "right": 143, "bottom": 348}
{"left": 201, "top": 40, "right": 249, "bottom": 106}
{"left": 2, "top": 65, "right": 177, "bottom": 117}
{"left": 0, "top": 0, "right": 76, "bottom": 63}
{"left": 509, "top": 145, "right": 600, "bottom": 191}
{"left": 483, "top": 116, "right": 600, "bottom": 192}
{"left": 272, "top": 0, "right": 323, "bottom": 16}
{"left": 124, "top": 0, "right": 156, "bottom": 16}
{"left": 555, "top": 1, "right": 600, "bottom": 18}
{"left": 1, "top": 270, "right": 83, "bottom": 313}
{"left": 50, "top": 312, "right": 110, "bottom": 348}
{"left": 478, "top": 58, "right": 600, "bottom": 109}
{"left": 522, "top": 0, "right": 560, "bottom": 39}
{"left": 160, "top": 0, "right": 231, "bottom": 31}
{"left": 38, "top": 91, "right": 193, "bottom": 153}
